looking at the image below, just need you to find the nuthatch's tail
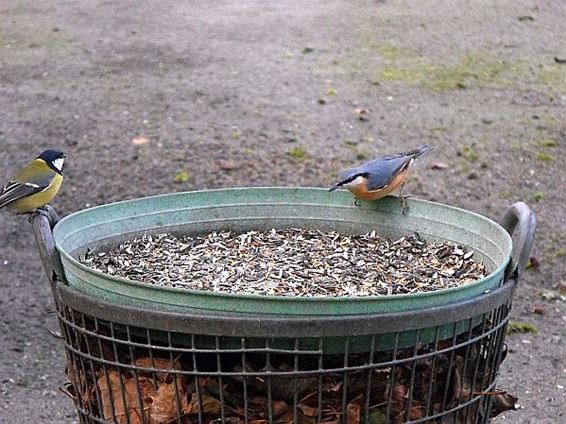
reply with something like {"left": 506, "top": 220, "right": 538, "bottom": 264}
{"left": 404, "top": 144, "right": 433, "bottom": 159}
{"left": 328, "top": 182, "right": 341, "bottom": 192}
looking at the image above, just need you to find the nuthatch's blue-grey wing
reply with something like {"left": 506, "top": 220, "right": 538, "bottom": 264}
{"left": 364, "top": 145, "right": 432, "bottom": 190}
{"left": 362, "top": 155, "right": 414, "bottom": 191}
{"left": 0, "top": 168, "right": 55, "bottom": 209}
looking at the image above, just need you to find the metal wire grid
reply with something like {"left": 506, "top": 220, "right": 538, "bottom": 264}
{"left": 58, "top": 298, "right": 511, "bottom": 424}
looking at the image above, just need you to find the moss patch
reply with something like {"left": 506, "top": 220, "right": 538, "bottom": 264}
{"left": 326, "top": 87, "right": 338, "bottom": 96}
{"left": 174, "top": 170, "right": 191, "bottom": 183}
{"left": 531, "top": 191, "right": 545, "bottom": 202}
{"left": 356, "top": 150, "right": 370, "bottom": 160}
{"left": 459, "top": 146, "right": 480, "bottom": 162}
{"left": 0, "top": 29, "right": 76, "bottom": 66}
{"left": 360, "top": 39, "right": 414, "bottom": 60}
{"left": 507, "top": 321, "right": 538, "bottom": 335}
{"left": 373, "top": 53, "right": 528, "bottom": 92}
{"left": 536, "top": 152, "right": 554, "bottom": 162}
{"left": 535, "top": 139, "right": 557, "bottom": 148}
{"left": 377, "top": 65, "right": 423, "bottom": 83}
{"left": 288, "top": 146, "right": 308, "bottom": 160}
{"left": 538, "top": 65, "right": 566, "bottom": 92}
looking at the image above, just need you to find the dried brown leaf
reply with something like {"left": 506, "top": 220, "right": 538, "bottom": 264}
{"left": 184, "top": 394, "right": 222, "bottom": 416}
{"left": 346, "top": 402, "right": 361, "bottom": 424}
{"left": 218, "top": 160, "right": 240, "bottom": 171}
{"left": 394, "top": 406, "right": 425, "bottom": 424}
{"left": 132, "top": 136, "right": 150, "bottom": 146}
{"left": 135, "top": 357, "right": 185, "bottom": 380}
{"left": 392, "top": 384, "right": 407, "bottom": 404}
{"left": 325, "top": 381, "right": 343, "bottom": 393}
{"left": 97, "top": 370, "right": 144, "bottom": 424}
{"left": 97, "top": 358, "right": 188, "bottom": 424}
{"left": 526, "top": 256, "right": 540, "bottom": 270}
{"left": 298, "top": 404, "right": 318, "bottom": 417}
{"left": 249, "top": 395, "right": 268, "bottom": 406}
{"left": 430, "top": 161, "right": 449, "bottom": 170}
{"left": 490, "top": 391, "right": 518, "bottom": 417}
{"left": 272, "top": 400, "right": 289, "bottom": 417}
{"left": 451, "top": 356, "right": 464, "bottom": 403}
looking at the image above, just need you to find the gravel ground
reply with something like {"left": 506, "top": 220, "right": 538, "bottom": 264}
{"left": 0, "top": 1, "right": 564, "bottom": 423}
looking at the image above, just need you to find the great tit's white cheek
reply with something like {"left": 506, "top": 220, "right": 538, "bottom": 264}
{"left": 53, "top": 158, "right": 65, "bottom": 172}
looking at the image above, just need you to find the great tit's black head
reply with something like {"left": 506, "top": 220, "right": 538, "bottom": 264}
{"left": 38, "top": 149, "right": 67, "bottom": 173}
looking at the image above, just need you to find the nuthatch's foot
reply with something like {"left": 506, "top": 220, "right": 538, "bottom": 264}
{"left": 400, "top": 195, "right": 411, "bottom": 215}
{"left": 354, "top": 198, "right": 361, "bottom": 207}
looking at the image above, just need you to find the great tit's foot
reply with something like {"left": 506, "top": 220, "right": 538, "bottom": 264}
{"left": 354, "top": 198, "right": 361, "bottom": 207}
{"left": 31, "top": 205, "right": 59, "bottom": 227}
{"left": 43, "top": 205, "right": 60, "bottom": 225}
{"left": 28, "top": 208, "right": 49, "bottom": 223}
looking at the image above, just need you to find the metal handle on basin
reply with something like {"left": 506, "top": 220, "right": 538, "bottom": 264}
{"left": 30, "top": 206, "right": 66, "bottom": 290}
{"left": 500, "top": 202, "right": 536, "bottom": 283}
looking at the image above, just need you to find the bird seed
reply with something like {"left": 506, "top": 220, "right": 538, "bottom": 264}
{"left": 79, "top": 229, "right": 487, "bottom": 297}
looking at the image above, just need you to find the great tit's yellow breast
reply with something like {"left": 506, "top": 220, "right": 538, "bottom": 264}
{"left": 11, "top": 173, "right": 63, "bottom": 213}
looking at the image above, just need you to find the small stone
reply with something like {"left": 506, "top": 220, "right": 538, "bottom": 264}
{"left": 467, "top": 171, "right": 480, "bottom": 180}
{"left": 533, "top": 305, "right": 545, "bottom": 315}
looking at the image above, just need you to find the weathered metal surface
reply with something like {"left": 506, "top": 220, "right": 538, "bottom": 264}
{"left": 52, "top": 187, "right": 518, "bottom": 315}
{"left": 500, "top": 202, "right": 536, "bottom": 282}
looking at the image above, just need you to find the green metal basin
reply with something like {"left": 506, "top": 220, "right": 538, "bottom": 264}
{"left": 53, "top": 187, "right": 512, "bottom": 316}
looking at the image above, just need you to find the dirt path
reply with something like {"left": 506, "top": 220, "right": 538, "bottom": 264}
{"left": 0, "top": 1, "right": 564, "bottom": 422}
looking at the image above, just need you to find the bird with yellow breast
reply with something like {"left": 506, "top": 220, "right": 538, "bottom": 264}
{"left": 0, "top": 149, "right": 67, "bottom": 216}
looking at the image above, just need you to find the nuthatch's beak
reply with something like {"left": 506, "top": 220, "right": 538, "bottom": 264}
{"left": 328, "top": 183, "right": 341, "bottom": 192}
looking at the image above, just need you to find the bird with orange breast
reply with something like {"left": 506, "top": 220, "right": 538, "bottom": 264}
{"left": 329, "top": 145, "right": 432, "bottom": 213}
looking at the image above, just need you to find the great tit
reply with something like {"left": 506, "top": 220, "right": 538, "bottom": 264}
{"left": 0, "top": 149, "right": 67, "bottom": 214}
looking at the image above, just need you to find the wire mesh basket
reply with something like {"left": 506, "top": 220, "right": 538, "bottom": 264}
{"left": 54, "top": 281, "right": 515, "bottom": 424}
{"left": 30, "top": 200, "right": 535, "bottom": 424}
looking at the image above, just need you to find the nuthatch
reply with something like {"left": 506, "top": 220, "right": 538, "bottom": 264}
{"left": 329, "top": 144, "right": 432, "bottom": 213}
{"left": 0, "top": 149, "right": 67, "bottom": 215}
